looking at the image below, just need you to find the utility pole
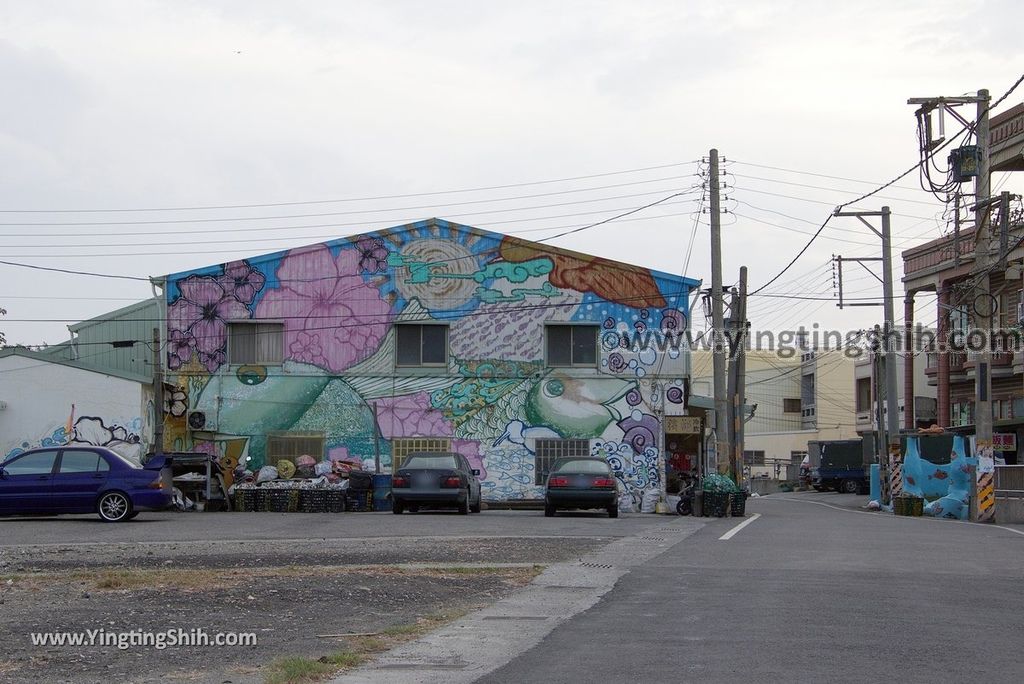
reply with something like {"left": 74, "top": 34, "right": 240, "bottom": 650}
{"left": 909, "top": 88, "right": 994, "bottom": 521}
{"left": 152, "top": 327, "right": 164, "bottom": 454}
{"left": 973, "top": 89, "right": 994, "bottom": 523}
{"left": 832, "top": 207, "right": 899, "bottom": 504}
{"left": 709, "top": 148, "right": 730, "bottom": 476}
{"left": 732, "top": 267, "right": 748, "bottom": 489}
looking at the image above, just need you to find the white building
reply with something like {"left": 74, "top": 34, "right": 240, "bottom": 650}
{"left": 0, "top": 348, "right": 153, "bottom": 462}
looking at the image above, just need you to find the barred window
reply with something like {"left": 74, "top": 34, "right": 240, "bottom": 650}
{"left": 535, "top": 438, "right": 590, "bottom": 485}
{"left": 391, "top": 437, "right": 452, "bottom": 471}
{"left": 266, "top": 432, "right": 325, "bottom": 466}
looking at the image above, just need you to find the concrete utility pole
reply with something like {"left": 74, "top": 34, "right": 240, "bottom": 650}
{"left": 709, "top": 148, "right": 730, "bottom": 476}
{"left": 833, "top": 207, "right": 899, "bottom": 504}
{"left": 152, "top": 327, "right": 164, "bottom": 453}
{"left": 973, "top": 90, "right": 994, "bottom": 522}
{"left": 732, "top": 267, "right": 748, "bottom": 488}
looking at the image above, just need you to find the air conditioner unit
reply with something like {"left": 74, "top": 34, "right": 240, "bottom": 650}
{"left": 187, "top": 410, "right": 216, "bottom": 432}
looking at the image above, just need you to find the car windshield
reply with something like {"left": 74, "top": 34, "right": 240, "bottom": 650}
{"left": 402, "top": 454, "right": 459, "bottom": 470}
{"left": 552, "top": 458, "right": 611, "bottom": 474}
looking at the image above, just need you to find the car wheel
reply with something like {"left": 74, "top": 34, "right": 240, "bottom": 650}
{"left": 841, "top": 479, "right": 860, "bottom": 494}
{"left": 392, "top": 499, "right": 404, "bottom": 514}
{"left": 97, "top": 491, "right": 133, "bottom": 523}
{"left": 470, "top": 495, "right": 481, "bottom": 514}
{"left": 607, "top": 504, "right": 619, "bottom": 519}
{"left": 458, "top": 492, "right": 469, "bottom": 515}
{"left": 544, "top": 503, "right": 555, "bottom": 517}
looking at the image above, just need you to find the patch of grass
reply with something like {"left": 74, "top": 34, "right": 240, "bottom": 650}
{"left": 263, "top": 651, "right": 365, "bottom": 684}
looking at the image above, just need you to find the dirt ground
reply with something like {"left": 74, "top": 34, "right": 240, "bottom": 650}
{"left": 0, "top": 536, "right": 603, "bottom": 684}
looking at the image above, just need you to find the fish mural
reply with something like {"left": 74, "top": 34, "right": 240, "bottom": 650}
{"left": 162, "top": 219, "right": 699, "bottom": 502}
{"left": 901, "top": 435, "right": 977, "bottom": 520}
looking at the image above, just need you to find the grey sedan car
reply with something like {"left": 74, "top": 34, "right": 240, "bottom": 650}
{"left": 391, "top": 452, "right": 482, "bottom": 515}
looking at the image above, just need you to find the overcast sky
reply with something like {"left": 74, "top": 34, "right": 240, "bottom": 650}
{"left": 2, "top": 0, "right": 1022, "bottom": 351}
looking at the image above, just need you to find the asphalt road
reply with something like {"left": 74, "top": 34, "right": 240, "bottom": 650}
{"left": 475, "top": 492, "right": 1024, "bottom": 684}
{"left": 0, "top": 508, "right": 669, "bottom": 546}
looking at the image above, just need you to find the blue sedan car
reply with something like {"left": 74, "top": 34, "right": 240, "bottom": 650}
{"left": 0, "top": 446, "right": 172, "bottom": 522}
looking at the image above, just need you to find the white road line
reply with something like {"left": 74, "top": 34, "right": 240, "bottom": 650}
{"left": 718, "top": 513, "right": 761, "bottom": 540}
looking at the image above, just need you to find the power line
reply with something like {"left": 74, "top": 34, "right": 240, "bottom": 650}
{"left": 0, "top": 160, "right": 699, "bottom": 214}
{"left": 0, "top": 180, "right": 698, "bottom": 228}
{"left": 0, "top": 259, "right": 150, "bottom": 281}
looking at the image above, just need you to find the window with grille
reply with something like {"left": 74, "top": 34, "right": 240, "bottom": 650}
{"left": 396, "top": 324, "right": 449, "bottom": 367}
{"left": 228, "top": 322, "right": 284, "bottom": 365}
{"left": 790, "top": 451, "right": 808, "bottom": 465}
{"left": 391, "top": 437, "right": 452, "bottom": 471}
{"left": 783, "top": 398, "right": 802, "bottom": 413}
{"left": 743, "top": 450, "right": 766, "bottom": 466}
{"left": 266, "top": 432, "right": 325, "bottom": 466}
{"left": 535, "top": 438, "right": 590, "bottom": 485}
{"left": 546, "top": 325, "right": 598, "bottom": 367}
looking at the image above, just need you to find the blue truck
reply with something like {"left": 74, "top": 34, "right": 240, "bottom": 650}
{"left": 808, "top": 439, "right": 868, "bottom": 494}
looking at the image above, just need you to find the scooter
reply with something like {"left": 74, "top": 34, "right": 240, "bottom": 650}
{"left": 676, "top": 478, "right": 697, "bottom": 516}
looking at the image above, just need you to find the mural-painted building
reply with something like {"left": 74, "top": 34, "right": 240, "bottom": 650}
{"left": 158, "top": 219, "right": 700, "bottom": 502}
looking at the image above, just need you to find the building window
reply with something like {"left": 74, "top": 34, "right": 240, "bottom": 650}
{"left": 546, "top": 325, "right": 598, "bottom": 367}
{"left": 743, "top": 450, "right": 766, "bottom": 466}
{"left": 396, "top": 324, "right": 449, "bottom": 367}
{"left": 783, "top": 398, "right": 802, "bottom": 413}
{"left": 534, "top": 438, "right": 590, "bottom": 485}
{"left": 391, "top": 437, "right": 452, "bottom": 471}
{"left": 855, "top": 377, "right": 872, "bottom": 412}
{"left": 266, "top": 432, "right": 325, "bottom": 467}
{"left": 228, "top": 322, "right": 284, "bottom": 365}
{"left": 790, "top": 450, "right": 808, "bottom": 465}
{"left": 951, "top": 401, "right": 973, "bottom": 427}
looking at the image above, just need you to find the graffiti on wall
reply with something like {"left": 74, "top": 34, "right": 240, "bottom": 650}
{"left": 163, "top": 220, "right": 697, "bottom": 501}
{"left": 5, "top": 415, "right": 144, "bottom": 463}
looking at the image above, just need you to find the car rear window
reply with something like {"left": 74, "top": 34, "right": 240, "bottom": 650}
{"left": 553, "top": 458, "right": 611, "bottom": 474}
{"left": 402, "top": 454, "right": 458, "bottom": 470}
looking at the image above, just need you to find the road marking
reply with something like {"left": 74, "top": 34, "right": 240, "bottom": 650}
{"left": 718, "top": 513, "right": 761, "bottom": 540}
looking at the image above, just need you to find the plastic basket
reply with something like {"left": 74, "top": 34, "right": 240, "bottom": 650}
{"left": 345, "top": 491, "right": 372, "bottom": 512}
{"left": 704, "top": 491, "right": 729, "bottom": 518}
{"left": 266, "top": 489, "right": 299, "bottom": 513}
{"left": 299, "top": 489, "right": 331, "bottom": 513}
{"left": 233, "top": 489, "right": 259, "bottom": 512}
{"left": 729, "top": 492, "right": 747, "bottom": 517}
{"left": 326, "top": 490, "right": 346, "bottom": 513}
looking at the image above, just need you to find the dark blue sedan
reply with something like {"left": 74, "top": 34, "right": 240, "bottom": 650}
{"left": 0, "top": 446, "right": 172, "bottom": 522}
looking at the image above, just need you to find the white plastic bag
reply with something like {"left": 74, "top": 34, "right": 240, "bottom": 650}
{"left": 256, "top": 465, "right": 279, "bottom": 483}
{"left": 640, "top": 488, "right": 660, "bottom": 514}
{"left": 665, "top": 495, "right": 681, "bottom": 515}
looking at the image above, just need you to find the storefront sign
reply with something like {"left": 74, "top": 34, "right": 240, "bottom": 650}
{"left": 993, "top": 433, "right": 1017, "bottom": 452}
{"left": 665, "top": 416, "right": 701, "bottom": 434}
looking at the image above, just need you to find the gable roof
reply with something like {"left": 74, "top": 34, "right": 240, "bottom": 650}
{"left": 0, "top": 346, "right": 150, "bottom": 385}
{"left": 164, "top": 218, "right": 702, "bottom": 291}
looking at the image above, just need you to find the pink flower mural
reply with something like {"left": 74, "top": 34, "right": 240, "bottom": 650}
{"left": 168, "top": 275, "right": 251, "bottom": 372}
{"left": 256, "top": 245, "right": 391, "bottom": 373}
{"left": 218, "top": 260, "right": 266, "bottom": 305}
{"left": 375, "top": 392, "right": 453, "bottom": 438}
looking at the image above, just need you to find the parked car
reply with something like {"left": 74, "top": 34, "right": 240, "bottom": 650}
{"left": 390, "top": 452, "right": 481, "bottom": 515}
{"left": 544, "top": 456, "right": 618, "bottom": 518}
{"left": 0, "top": 446, "right": 172, "bottom": 522}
